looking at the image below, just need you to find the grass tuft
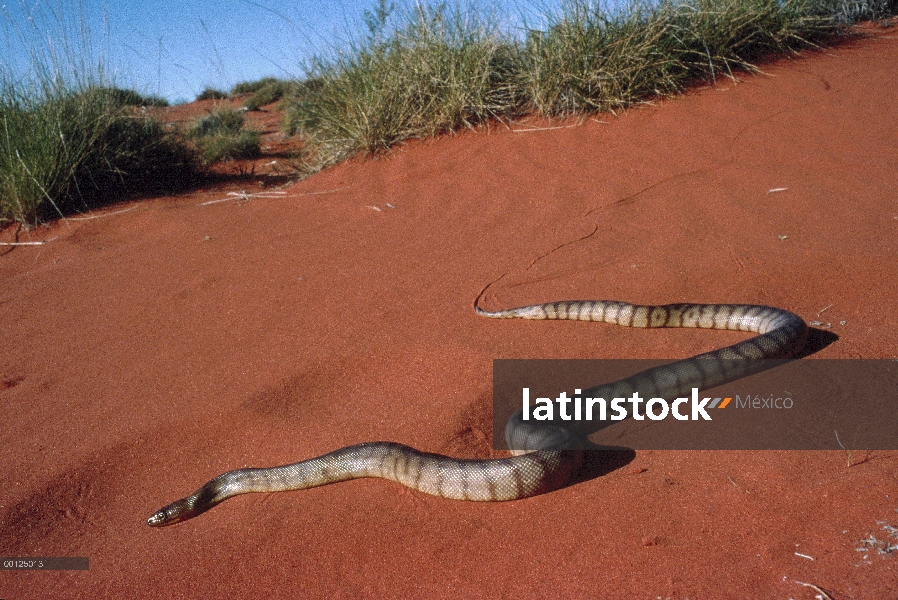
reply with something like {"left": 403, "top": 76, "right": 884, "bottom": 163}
{"left": 241, "top": 78, "right": 297, "bottom": 110}
{"left": 281, "top": 0, "right": 892, "bottom": 175}
{"left": 99, "top": 86, "right": 170, "bottom": 107}
{"left": 232, "top": 77, "right": 297, "bottom": 110}
{"left": 282, "top": 1, "right": 521, "bottom": 171}
{"left": 231, "top": 77, "right": 283, "bottom": 95}
{"left": 821, "top": 0, "right": 898, "bottom": 22}
{"left": 0, "top": 83, "right": 197, "bottom": 225}
{"left": 520, "top": 0, "right": 844, "bottom": 116}
{"left": 195, "top": 87, "right": 229, "bottom": 101}
{"left": 186, "top": 105, "right": 261, "bottom": 164}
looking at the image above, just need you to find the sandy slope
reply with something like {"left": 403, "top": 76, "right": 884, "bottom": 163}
{"left": 1, "top": 25, "right": 896, "bottom": 599}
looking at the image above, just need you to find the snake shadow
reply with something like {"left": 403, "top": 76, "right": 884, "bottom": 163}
{"left": 796, "top": 327, "right": 838, "bottom": 358}
{"left": 567, "top": 442, "right": 637, "bottom": 488}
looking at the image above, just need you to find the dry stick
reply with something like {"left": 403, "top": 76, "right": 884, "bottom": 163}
{"left": 0, "top": 237, "right": 59, "bottom": 246}
{"left": 817, "top": 304, "right": 834, "bottom": 316}
{"left": 512, "top": 123, "right": 582, "bottom": 133}
{"left": 67, "top": 206, "right": 138, "bottom": 220}
{"left": 199, "top": 186, "right": 351, "bottom": 207}
{"left": 295, "top": 186, "right": 352, "bottom": 197}
{"left": 783, "top": 576, "right": 834, "bottom": 600}
{"left": 835, "top": 430, "right": 852, "bottom": 467}
{"left": 199, "top": 190, "right": 288, "bottom": 206}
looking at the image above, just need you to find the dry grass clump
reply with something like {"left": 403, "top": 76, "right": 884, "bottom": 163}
{"left": 195, "top": 87, "right": 229, "bottom": 101}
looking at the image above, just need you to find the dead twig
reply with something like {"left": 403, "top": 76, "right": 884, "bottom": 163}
{"left": 67, "top": 206, "right": 138, "bottom": 220}
{"left": 0, "top": 237, "right": 59, "bottom": 246}
{"left": 784, "top": 576, "right": 834, "bottom": 600}
{"left": 512, "top": 123, "right": 582, "bottom": 133}
{"left": 199, "top": 190, "right": 288, "bottom": 206}
{"left": 295, "top": 186, "right": 352, "bottom": 197}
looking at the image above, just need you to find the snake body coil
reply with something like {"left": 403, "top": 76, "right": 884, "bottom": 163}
{"left": 147, "top": 301, "right": 806, "bottom": 527}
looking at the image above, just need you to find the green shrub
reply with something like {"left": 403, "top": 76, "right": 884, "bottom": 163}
{"left": 0, "top": 84, "right": 197, "bottom": 225}
{"left": 282, "top": 1, "right": 518, "bottom": 170}
{"left": 195, "top": 87, "right": 229, "bottom": 101}
{"left": 186, "top": 105, "right": 260, "bottom": 164}
{"left": 243, "top": 79, "right": 297, "bottom": 110}
{"left": 231, "top": 77, "right": 282, "bottom": 95}
{"left": 99, "top": 86, "right": 170, "bottom": 107}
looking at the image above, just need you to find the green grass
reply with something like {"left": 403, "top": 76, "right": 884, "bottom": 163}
{"left": 519, "top": 0, "right": 845, "bottom": 116}
{"left": 282, "top": 1, "right": 520, "bottom": 171}
{"left": 0, "top": 82, "right": 197, "bottom": 225}
{"left": 282, "top": 0, "right": 894, "bottom": 175}
{"left": 231, "top": 77, "right": 297, "bottom": 110}
{"left": 186, "top": 105, "right": 261, "bottom": 164}
{"left": 99, "top": 86, "right": 170, "bottom": 107}
{"left": 195, "top": 87, "right": 229, "bottom": 101}
{"left": 245, "top": 81, "right": 294, "bottom": 110}
{"left": 231, "top": 77, "right": 284, "bottom": 95}
{"left": 0, "top": 0, "right": 200, "bottom": 226}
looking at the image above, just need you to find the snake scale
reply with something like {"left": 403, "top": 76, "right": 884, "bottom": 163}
{"left": 147, "top": 300, "right": 807, "bottom": 527}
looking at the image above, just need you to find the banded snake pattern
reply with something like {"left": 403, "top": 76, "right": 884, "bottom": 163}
{"left": 147, "top": 300, "right": 807, "bottom": 527}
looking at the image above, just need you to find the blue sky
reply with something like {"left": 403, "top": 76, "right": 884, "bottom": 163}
{"left": 1, "top": 0, "right": 555, "bottom": 103}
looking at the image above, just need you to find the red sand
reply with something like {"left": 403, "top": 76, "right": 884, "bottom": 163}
{"left": 2, "top": 27, "right": 897, "bottom": 599}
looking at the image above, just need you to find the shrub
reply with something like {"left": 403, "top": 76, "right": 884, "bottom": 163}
{"left": 0, "top": 85, "right": 197, "bottom": 225}
{"left": 243, "top": 79, "right": 297, "bottom": 110}
{"left": 282, "top": 1, "right": 517, "bottom": 170}
{"left": 100, "top": 86, "right": 170, "bottom": 107}
{"left": 186, "top": 105, "right": 260, "bottom": 164}
{"left": 195, "top": 87, "right": 229, "bottom": 101}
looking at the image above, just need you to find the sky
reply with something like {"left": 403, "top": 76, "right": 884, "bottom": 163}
{"left": 1, "top": 0, "right": 558, "bottom": 103}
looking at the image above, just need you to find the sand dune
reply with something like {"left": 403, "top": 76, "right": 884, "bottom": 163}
{"left": 1, "top": 25, "right": 896, "bottom": 599}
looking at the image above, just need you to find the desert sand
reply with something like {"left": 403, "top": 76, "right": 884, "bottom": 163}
{"left": 1, "top": 25, "right": 896, "bottom": 599}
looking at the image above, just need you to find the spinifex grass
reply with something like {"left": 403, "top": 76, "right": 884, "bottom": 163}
{"left": 0, "top": 82, "right": 196, "bottom": 226}
{"left": 3, "top": 0, "right": 894, "bottom": 225}
{"left": 1, "top": 0, "right": 197, "bottom": 226}
{"left": 282, "top": 1, "right": 521, "bottom": 172}
{"left": 186, "top": 105, "right": 261, "bottom": 164}
{"left": 231, "top": 77, "right": 298, "bottom": 110}
{"left": 520, "top": 0, "right": 845, "bottom": 116}
{"left": 283, "top": 0, "right": 893, "bottom": 175}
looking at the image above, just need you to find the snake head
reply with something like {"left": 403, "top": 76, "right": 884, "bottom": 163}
{"left": 147, "top": 484, "right": 222, "bottom": 527}
{"left": 146, "top": 505, "right": 179, "bottom": 527}
{"left": 146, "top": 498, "right": 197, "bottom": 527}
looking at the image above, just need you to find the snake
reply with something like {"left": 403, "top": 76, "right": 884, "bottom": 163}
{"left": 147, "top": 300, "right": 807, "bottom": 527}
